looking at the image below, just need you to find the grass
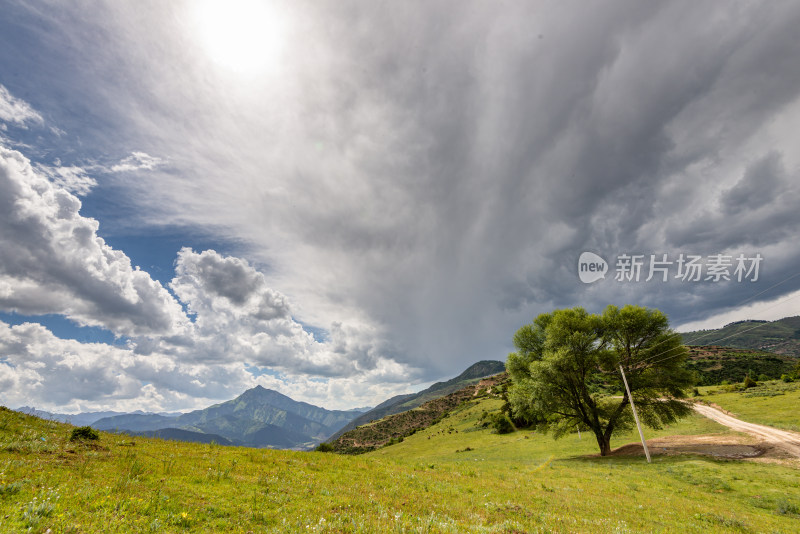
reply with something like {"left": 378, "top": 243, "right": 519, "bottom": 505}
{"left": 699, "top": 380, "right": 800, "bottom": 431}
{"left": 1, "top": 401, "right": 800, "bottom": 532}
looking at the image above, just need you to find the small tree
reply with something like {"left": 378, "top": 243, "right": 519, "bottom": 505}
{"left": 507, "top": 305, "right": 693, "bottom": 456}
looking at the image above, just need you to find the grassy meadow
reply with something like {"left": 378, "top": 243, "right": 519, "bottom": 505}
{"left": 2, "top": 399, "right": 800, "bottom": 533}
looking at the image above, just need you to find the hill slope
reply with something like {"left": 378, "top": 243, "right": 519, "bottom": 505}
{"left": 681, "top": 316, "right": 800, "bottom": 356}
{"left": 131, "top": 427, "right": 233, "bottom": 445}
{"left": 330, "top": 360, "right": 505, "bottom": 440}
{"left": 686, "top": 346, "right": 797, "bottom": 385}
{"left": 330, "top": 372, "right": 506, "bottom": 454}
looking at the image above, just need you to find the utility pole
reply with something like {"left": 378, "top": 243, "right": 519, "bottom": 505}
{"left": 619, "top": 364, "right": 651, "bottom": 463}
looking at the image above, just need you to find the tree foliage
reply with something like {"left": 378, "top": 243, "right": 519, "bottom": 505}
{"left": 506, "top": 305, "right": 693, "bottom": 456}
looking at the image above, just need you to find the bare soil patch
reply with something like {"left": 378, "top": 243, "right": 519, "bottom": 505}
{"left": 607, "top": 434, "right": 766, "bottom": 459}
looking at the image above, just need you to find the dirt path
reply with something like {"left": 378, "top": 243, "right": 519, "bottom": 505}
{"left": 693, "top": 403, "right": 800, "bottom": 458}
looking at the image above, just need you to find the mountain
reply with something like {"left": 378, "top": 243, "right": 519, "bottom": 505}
{"left": 15, "top": 408, "right": 180, "bottom": 427}
{"left": 329, "top": 360, "right": 506, "bottom": 441}
{"left": 680, "top": 316, "right": 800, "bottom": 357}
{"left": 93, "top": 385, "right": 362, "bottom": 450}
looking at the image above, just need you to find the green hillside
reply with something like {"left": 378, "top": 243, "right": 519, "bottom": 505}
{"left": 681, "top": 316, "right": 800, "bottom": 356}
{"left": 2, "top": 397, "right": 800, "bottom": 532}
{"left": 686, "top": 346, "right": 797, "bottom": 385}
{"left": 329, "top": 374, "right": 506, "bottom": 454}
{"left": 330, "top": 360, "right": 505, "bottom": 440}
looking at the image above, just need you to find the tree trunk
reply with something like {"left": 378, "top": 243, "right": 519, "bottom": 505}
{"left": 595, "top": 433, "right": 612, "bottom": 456}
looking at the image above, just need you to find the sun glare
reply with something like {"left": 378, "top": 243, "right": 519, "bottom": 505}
{"left": 192, "top": 0, "right": 286, "bottom": 76}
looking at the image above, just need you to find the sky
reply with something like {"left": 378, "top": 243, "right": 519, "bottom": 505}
{"left": 1, "top": 0, "right": 799, "bottom": 413}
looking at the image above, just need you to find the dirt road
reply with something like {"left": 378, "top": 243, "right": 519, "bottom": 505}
{"left": 693, "top": 403, "right": 800, "bottom": 458}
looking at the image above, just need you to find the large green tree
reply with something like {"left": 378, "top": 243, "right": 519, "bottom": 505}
{"left": 506, "top": 305, "right": 692, "bottom": 456}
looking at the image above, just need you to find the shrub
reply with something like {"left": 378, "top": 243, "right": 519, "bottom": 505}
{"left": 742, "top": 375, "right": 758, "bottom": 389}
{"left": 491, "top": 413, "right": 515, "bottom": 434}
{"left": 782, "top": 374, "right": 794, "bottom": 383}
{"left": 314, "top": 442, "right": 334, "bottom": 452}
{"left": 70, "top": 426, "right": 99, "bottom": 442}
{"left": 777, "top": 498, "right": 799, "bottom": 515}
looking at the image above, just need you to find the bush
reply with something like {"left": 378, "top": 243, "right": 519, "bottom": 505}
{"left": 70, "top": 426, "right": 99, "bottom": 442}
{"left": 491, "top": 413, "right": 515, "bottom": 434}
{"left": 782, "top": 374, "right": 794, "bottom": 383}
{"left": 314, "top": 442, "right": 334, "bottom": 452}
{"left": 743, "top": 375, "right": 758, "bottom": 389}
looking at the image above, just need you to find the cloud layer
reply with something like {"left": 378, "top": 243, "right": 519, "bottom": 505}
{"left": 2, "top": 2, "right": 800, "bottom": 411}
{"left": 109, "top": 0, "right": 800, "bottom": 371}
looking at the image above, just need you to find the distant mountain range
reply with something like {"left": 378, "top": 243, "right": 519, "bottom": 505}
{"left": 681, "top": 316, "right": 800, "bottom": 357}
{"left": 329, "top": 360, "right": 506, "bottom": 441}
{"left": 90, "top": 386, "right": 366, "bottom": 450}
{"left": 15, "top": 408, "right": 181, "bottom": 427}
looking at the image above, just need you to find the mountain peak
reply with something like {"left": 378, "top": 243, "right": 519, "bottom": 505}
{"left": 238, "top": 385, "right": 282, "bottom": 401}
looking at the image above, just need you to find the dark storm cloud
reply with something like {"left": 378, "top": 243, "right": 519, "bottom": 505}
{"left": 138, "top": 0, "right": 800, "bottom": 377}
{"left": 721, "top": 152, "right": 785, "bottom": 213}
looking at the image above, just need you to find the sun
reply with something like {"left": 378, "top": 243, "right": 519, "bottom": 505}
{"left": 192, "top": 0, "right": 287, "bottom": 76}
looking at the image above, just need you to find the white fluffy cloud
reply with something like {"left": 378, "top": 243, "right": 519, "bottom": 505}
{"left": 0, "top": 320, "right": 253, "bottom": 412}
{"left": 0, "top": 146, "right": 188, "bottom": 338}
{"left": 0, "top": 84, "right": 43, "bottom": 128}
{"left": 0, "top": 318, "right": 420, "bottom": 412}
{"left": 167, "top": 247, "right": 412, "bottom": 379}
